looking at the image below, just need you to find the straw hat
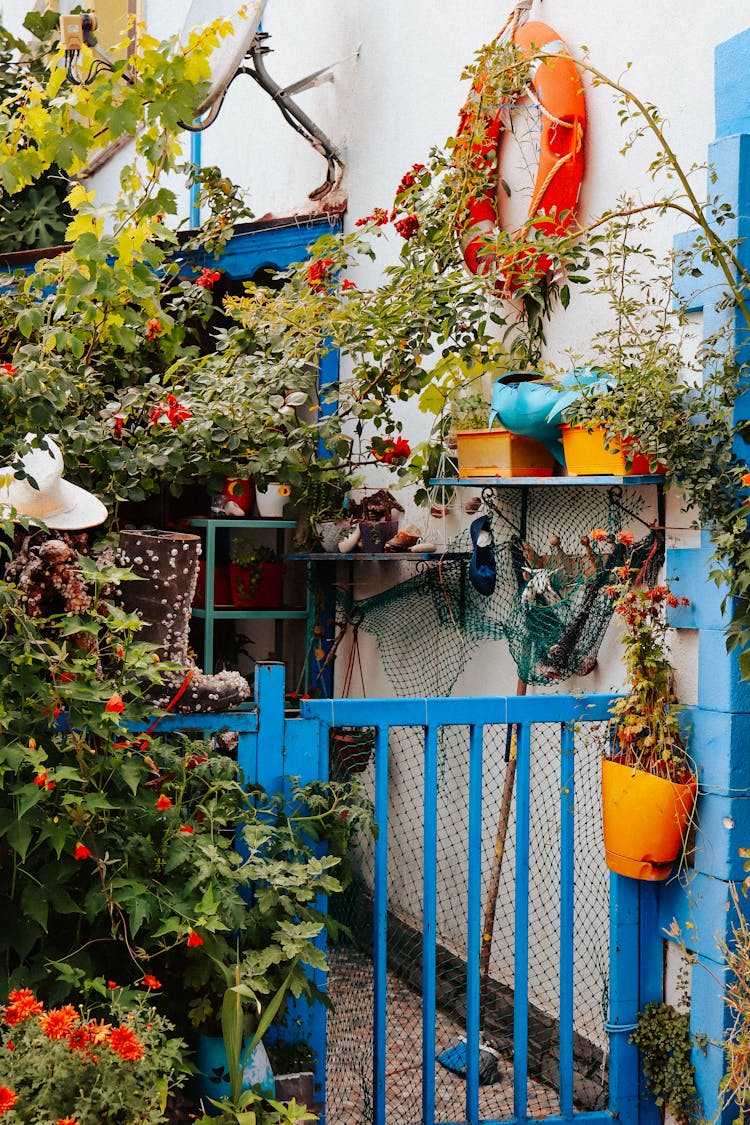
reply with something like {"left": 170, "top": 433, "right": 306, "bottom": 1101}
{"left": 0, "top": 434, "right": 107, "bottom": 530}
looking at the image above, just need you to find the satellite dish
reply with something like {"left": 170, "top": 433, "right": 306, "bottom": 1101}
{"left": 178, "top": 0, "right": 267, "bottom": 117}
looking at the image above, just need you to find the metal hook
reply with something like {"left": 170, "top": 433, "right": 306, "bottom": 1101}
{"left": 606, "top": 486, "right": 657, "bottom": 532}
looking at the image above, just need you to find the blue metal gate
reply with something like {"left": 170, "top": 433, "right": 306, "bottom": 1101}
{"left": 302, "top": 691, "right": 646, "bottom": 1125}
{"left": 157, "top": 664, "right": 646, "bottom": 1125}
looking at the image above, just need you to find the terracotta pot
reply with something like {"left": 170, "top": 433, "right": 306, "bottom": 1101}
{"left": 229, "top": 561, "right": 283, "bottom": 608}
{"left": 601, "top": 758, "right": 697, "bottom": 880}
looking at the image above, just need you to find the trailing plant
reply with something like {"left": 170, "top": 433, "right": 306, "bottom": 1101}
{"left": 719, "top": 879, "right": 750, "bottom": 1118}
{"left": 630, "top": 1000, "right": 702, "bottom": 1125}
{"left": 604, "top": 551, "right": 693, "bottom": 783}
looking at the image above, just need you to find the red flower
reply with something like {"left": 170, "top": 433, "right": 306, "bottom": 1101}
{"left": 742, "top": 471, "right": 750, "bottom": 488}
{"left": 107, "top": 981, "right": 117, "bottom": 990}
{"left": 105, "top": 692, "right": 124, "bottom": 713}
{"left": 74, "top": 842, "right": 92, "bottom": 860}
{"left": 0, "top": 1088, "right": 18, "bottom": 1115}
{"left": 179, "top": 824, "right": 194, "bottom": 834}
{"left": 149, "top": 395, "right": 192, "bottom": 429}
{"left": 109, "top": 1025, "right": 144, "bottom": 1061}
{"left": 1, "top": 363, "right": 16, "bottom": 377}
{"left": 141, "top": 973, "right": 161, "bottom": 990}
{"left": 196, "top": 267, "right": 221, "bottom": 289}
{"left": 33, "top": 771, "right": 48, "bottom": 787}
{"left": 187, "top": 930, "right": 203, "bottom": 947}
{"left": 341, "top": 278, "right": 357, "bottom": 291}
{"left": 112, "top": 414, "right": 124, "bottom": 439}
{"left": 307, "top": 257, "right": 334, "bottom": 292}
{"left": 57, "top": 1118, "right": 79, "bottom": 1125}
{"left": 156, "top": 794, "right": 172, "bottom": 811}
{"left": 380, "top": 436, "right": 411, "bottom": 465}
{"left": 40, "top": 1005, "right": 79, "bottom": 1040}
{"left": 355, "top": 207, "right": 390, "bottom": 227}
{"left": 394, "top": 213, "right": 419, "bottom": 240}
{"left": 616, "top": 530, "right": 635, "bottom": 546}
{"left": 4, "top": 988, "right": 43, "bottom": 1025}
{"left": 145, "top": 317, "right": 163, "bottom": 342}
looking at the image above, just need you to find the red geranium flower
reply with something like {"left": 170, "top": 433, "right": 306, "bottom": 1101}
{"left": 381, "top": 436, "right": 411, "bottom": 464}
{"left": 355, "top": 207, "right": 390, "bottom": 227}
{"left": 141, "top": 974, "right": 161, "bottom": 990}
{"left": 74, "top": 843, "right": 92, "bottom": 861}
{"left": 307, "top": 257, "right": 334, "bottom": 292}
{"left": 1, "top": 362, "right": 17, "bottom": 377}
{"left": 196, "top": 267, "right": 221, "bottom": 289}
{"left": 179, "top": 824, "right": 194, "bottom": 834}
{"left": 394, "top": 213, "right": 419, "bottom": 240}
{"left": 156, "top": 794, "right": 172, "bottom": 811}
{"left": 149, "top": 394, "right": 192, "bottom": 429}
{"left": 187, "top": 930, "right": 203, "bottom": 947}
{"left": 341, "top": 278, "right": 357, "bottom": 291}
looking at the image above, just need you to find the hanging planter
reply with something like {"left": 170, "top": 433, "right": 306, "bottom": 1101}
{"left": 601, "top": 758, "right": 697, "bottom": 880}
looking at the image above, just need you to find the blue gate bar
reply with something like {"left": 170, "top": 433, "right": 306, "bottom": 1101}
{"left": 514, "top": 721, "right": 532, "bottom": 1121}
{"left": 423, "top": 723, "right": 439, "bottom": 1124}
{"left": 560, "top": 722, "right": 576, "bottom": 1119}
{"left": 465, "top": 723, "right": 484, "bottom": 1124}
{"left": 373, "top": 723, "right": 390, "bottom": 1125}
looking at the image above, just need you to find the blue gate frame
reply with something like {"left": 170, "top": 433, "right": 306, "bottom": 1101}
{"left": 302, "top": 689, "right": 648, "bottom": 1125}
{"left": 154, "top": 663, "right": 650, "bottom": 1125}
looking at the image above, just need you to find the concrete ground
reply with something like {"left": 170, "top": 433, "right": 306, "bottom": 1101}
{"left": 326, "top": 946, "right": 557, "bottom": 1124}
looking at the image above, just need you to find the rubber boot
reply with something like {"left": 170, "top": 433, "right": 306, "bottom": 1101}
{"left": 117, "top": 529, "right": 251, "bottom": 712}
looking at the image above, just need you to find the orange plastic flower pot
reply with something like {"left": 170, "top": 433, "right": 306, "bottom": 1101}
{"left": 456, "top": 428, "right": 555, "bottom": 478}
{"left": 601, "top": 758, "right": 697, "bottom": 881}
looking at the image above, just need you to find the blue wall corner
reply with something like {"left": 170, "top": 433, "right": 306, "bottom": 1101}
{"left": 685, "top": 707, "right": 750, "bottom": 793}
{"left": 692, "top": 791, "right": 750, "bottom": 881}
{"left": 698, "top": 630, "right": 750, "bottom": 713}
{"left": 716, "top": 29, "right": 750, "bottom": 139}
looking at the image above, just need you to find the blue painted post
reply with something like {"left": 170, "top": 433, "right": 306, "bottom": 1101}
{"left": 465, "top": 723, "right": 484, "bottom": 1125}
{"left": 513, "top": 722, "right": 531, "bottom": 1121}
{"left": 663, "top": 28, "right": 750, "bottom": 1122}
{"left": 607, "top": 875, "right": 641, "bottom": 1125}
{"left": 559, "top": 723, "right": 575, "bottom": 1119}
{"left": 422, "top": 722, "right": 439, "bottom": 1125}
{"left": 368, "top": 721, "right": 390, "bottom": 1125}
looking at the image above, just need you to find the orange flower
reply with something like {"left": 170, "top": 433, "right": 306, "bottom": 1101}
{"left": 105, "top": 693, "right": 124, "bottom": 713}
{"left": 40, "top": 1005, "right": 79, "bottom": 1040}
{"left": 741, "top": 471, "right": 750, "bottom": 487}
{"left": 589, "top": 528, "right": 607, "bottom": 542}
{"left": 74, "top": 842, "right": 92, "bottom": 860}
{"left": 57, "top": 1118, "right": 79, "bottom": 1125}
{"left": 187, "top": 930, "right": 203, "bottom": 947}
{"left": 4, "top": 988, "right": 43, "bottom": 1025}
{"left": 141, "top": 973, "right": 161, "bottom": 990}
{"left": 0, "top": 1087, "right": 18, "bottom": 1115}
{"left": 156, "top": 794, "right": 172, "bottom": 811}
{"left": 145, "top": 317, "right": 163, "bottom": 342}
{"left": 108, "top": 1025, "right": 144, "bottom": 1061}
{"left": 616, "top": 530, "right": 634, "bottom": 546}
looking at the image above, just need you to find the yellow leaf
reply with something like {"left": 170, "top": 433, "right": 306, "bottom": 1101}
{"left": 67, "top": 183, "right": 96, "bottom": 212}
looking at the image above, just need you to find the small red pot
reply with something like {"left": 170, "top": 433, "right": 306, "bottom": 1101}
{"left": 229, "top": 561, "right": 284, "bottom": 608}
{"left": 222, "top": 476, "right": 256, "bottom": 515}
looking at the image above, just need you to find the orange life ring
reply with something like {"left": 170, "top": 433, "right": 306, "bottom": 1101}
{"left": 458, "top": 21, "right": 586, "bottom": 289}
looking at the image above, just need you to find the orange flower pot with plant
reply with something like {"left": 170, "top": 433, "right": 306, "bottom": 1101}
{"left": 601, "top": 560, "right": 697, "bottom": 881}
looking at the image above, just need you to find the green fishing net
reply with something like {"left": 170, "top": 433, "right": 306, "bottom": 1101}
{"left": 339, "top": 485, "right": 662, "bottom": 694}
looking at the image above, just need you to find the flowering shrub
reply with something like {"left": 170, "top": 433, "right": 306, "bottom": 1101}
{"left": 0, "top": 991, "right": 187, "bottom": 1125}
{"left": 605, "top": 562, "right": 692, "bottom": 782}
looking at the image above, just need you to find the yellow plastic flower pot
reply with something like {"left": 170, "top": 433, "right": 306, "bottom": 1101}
{"left": 561, "top": 424, "right": 627, "bottom": 475}
{"left": 601, "top": 758, "right": 697, "bottom": 881}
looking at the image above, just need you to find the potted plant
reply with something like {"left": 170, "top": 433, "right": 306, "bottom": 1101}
{"left": 601, "top": 557, "right": 697, "bottom": 880}
{"left": 347, "top": 489, "right": 405, "bottom": 553}
{"left": 228, "top": 538, "right": 283, "bottom": 608}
